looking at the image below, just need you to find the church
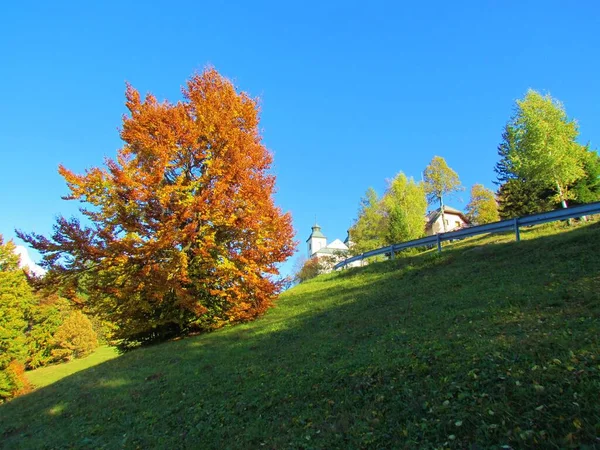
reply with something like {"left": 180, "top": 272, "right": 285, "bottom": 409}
{"left": 306, "top": 223, "right": 364, "bottom": 269}
{"left": 306, "top": 205, "right": 469, "bottom": 269}
{"left": 306, "top": 223, "right": 350, "bottom": 258}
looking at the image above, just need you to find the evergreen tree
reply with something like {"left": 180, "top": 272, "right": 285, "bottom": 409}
{"left": 494, "top": 124, "right": 519, "bottom": 184}
{"left": 497, "top": 179, "right": 554, "bottom": 219}
{"left": 494, "top": 117, "right": 557, "bottom": 218}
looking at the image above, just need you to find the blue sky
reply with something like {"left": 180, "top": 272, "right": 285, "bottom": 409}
{"left": 1, "top": 1, "right": 599, "bottom": 278}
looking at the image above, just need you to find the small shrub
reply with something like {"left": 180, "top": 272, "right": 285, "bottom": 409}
{"left": 51, "top": 311, "right": 99, "bottom": 362}
{"left": 295, "top": 258, "right": 323, "bottom": 283}
{"left": 0, "top": 361, "right": 30, "bottom": 402}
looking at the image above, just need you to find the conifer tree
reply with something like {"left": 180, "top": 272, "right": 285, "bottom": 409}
{"left": 494, "top": 124, "right": 554, "bottom": 218}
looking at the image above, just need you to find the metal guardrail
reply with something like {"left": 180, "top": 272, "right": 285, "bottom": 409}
{"left": 334, "top": 201, "right": 600, "bottom": 270}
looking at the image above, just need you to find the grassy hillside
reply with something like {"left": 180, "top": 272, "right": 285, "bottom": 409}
{"left": 1, "top": 222, "right": 599, "bottom": 449}
{"left": 26, "top": 346, "right": 120, "bottom": 389}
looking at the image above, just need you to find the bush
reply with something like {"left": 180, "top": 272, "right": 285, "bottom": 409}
{"left": 51, "top": 311, "right": 99, "bottom": 362}
{"left": 295, "top": 258, "right": 324, "bottom": 283}
{"left": 0, "top": 361, "right": 30, "bottom": 401}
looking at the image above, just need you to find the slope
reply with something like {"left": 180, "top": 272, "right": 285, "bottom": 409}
{"left": 1, "top": 222, "right": 599, "bottom": 449}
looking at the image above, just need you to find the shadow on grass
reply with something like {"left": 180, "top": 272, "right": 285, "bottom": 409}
{"left": 1, "top": 222, "right": 599, "bottom": 449}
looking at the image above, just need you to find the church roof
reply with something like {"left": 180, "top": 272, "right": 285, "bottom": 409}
{"left": 306, "top": 223, "right": 326, "bottom": 242}
{"left": 326, "top": 239, "right": 349, "bottom": 250}
{"left": 314, "top": 245, "right": 349, "bottom": 256}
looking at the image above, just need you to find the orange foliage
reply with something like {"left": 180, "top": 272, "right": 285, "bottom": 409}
{"left": 6, "top": 361, "right": 31, "bottom": 398}
{"left": 19, "top": 68, "right": 296, "bottom": 345}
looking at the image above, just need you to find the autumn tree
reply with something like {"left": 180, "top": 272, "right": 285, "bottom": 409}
{"left": 348, "top": 188, "right": 386, "bottom": 255}
{"left": 294, "top": 257, "right": 324, "bottom": 283}
{"left": 466, "top": 184, "right": 500, "bottom": 225}
{"left": 508, "top": 90, "right": 585, "bottom": 209}
{"left": 423, "top": 156, "right": 462, "bottom": 232}
{"left": 51, "top": 311, "right": 98, "bottom": 362}
{"left": 0, "top": 236, "right": 34, "bottom": 401}
{"left": 381, "top": 172, "right": 426, "bottom": 243}
{"left": 18, "top": 68, "right": 296, "bottom": 347}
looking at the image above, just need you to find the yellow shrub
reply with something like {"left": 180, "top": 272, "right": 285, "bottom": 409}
{"left": 51, "top": 311, "right": 99, "bottom": 362}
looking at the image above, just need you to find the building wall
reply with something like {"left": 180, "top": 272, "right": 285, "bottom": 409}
{"left": 308, "top": 236, "right": 327, "bottom": 257}
{"left": 426, "top": 213, "right": 467, "bottom": 235}
{"left": 345, "top": 259, "right": 366, "bottom": 269}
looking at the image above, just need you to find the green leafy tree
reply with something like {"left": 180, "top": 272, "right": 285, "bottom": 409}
{"left": 569, "top": 145, "right": 600, "bottom": 205}
{"left": 348, "top": 188, "right": 386, "bottom": 255}
{"left": 494, "top": 124, "right": 555, "bottom": 218}
{"left": 466, "top": 184, "right": 500, "bottom": 225}
{"left": 26, "top": 294, "right": 102, "bottom": 369}
{"left": 0, "top": 236, "right": 34, "bottom": 402}
{"left": 509, "top": 90, "right": 585, "bottom": 208}
{"left": 25, "top": 295, "right": 73, "bottom": 369}
{"left": 382, "top": 172, "right": 426, "bottom": 244}
{"left": 423, "top": 156, "right": 462, "bottom": 232}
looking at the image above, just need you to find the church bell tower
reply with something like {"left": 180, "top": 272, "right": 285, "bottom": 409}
{"left": 306, "top": 223, "right": 327, "bottom": 257}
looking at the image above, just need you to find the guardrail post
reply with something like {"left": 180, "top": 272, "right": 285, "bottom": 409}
{"left": 514, "top": 217, "right": 520, "bottom": 242}
{"left": 436, "top": 233, "right": 442, "bottom": 253}
{"left": 390, "top": 246, "right": 395, "bottom": 260}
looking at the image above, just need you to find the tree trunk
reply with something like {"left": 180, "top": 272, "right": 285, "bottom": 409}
{"left": 556, "top": 181, "right": 568, "bottom": 209}
{"left": 440, "top": 196, "right": 447, "bottom": 233}
{"left": 556, "top": 181, "right": 572, "bottom": 225}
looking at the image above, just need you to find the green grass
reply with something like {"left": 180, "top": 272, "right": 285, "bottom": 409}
{"left": 1, "top": 221, "right": 599, "bottom": 449}
{"left": 25, "top": 346, "right": 120, "bottom": 389}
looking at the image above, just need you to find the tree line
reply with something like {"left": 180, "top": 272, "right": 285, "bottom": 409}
{"left": 0, "top": 237, "right": 102, "bottom": 401}
{"left": 348, "top": 89, "right": 599, "bottom": 257}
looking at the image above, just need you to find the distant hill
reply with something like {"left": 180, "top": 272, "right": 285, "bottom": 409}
{"left": 1, "top": 221, "right": 599, "bottom": 449}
